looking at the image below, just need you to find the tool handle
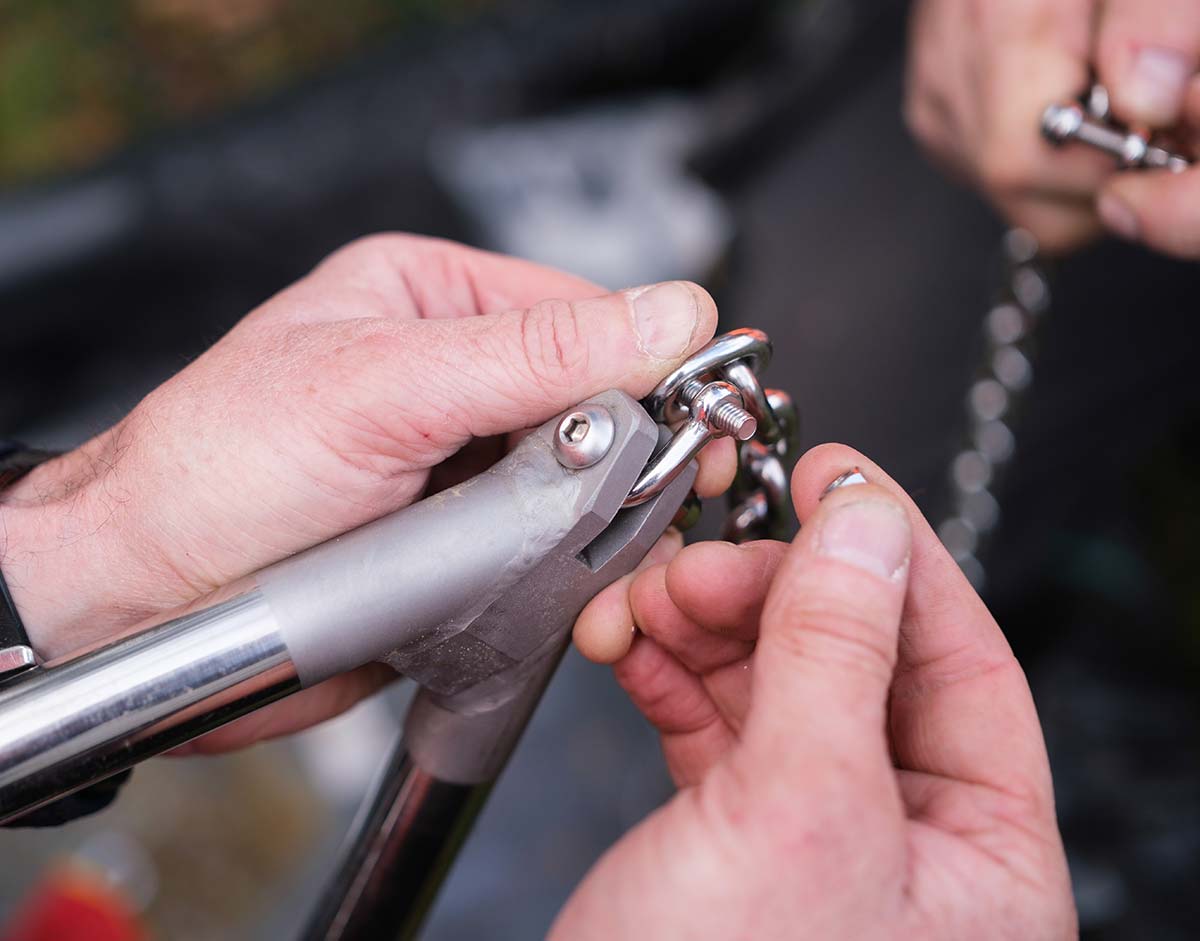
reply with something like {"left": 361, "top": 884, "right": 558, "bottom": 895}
{"left": 0, "top": 394, "right": 646, "bottom": 824}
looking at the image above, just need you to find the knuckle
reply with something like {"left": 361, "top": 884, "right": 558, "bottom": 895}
{"left": 515, "top": 298, "right": 590, "bottom": 393}
{"left": 774, "top": 591, "right": 897, "bottom": 681}
{"left": 977, "top": 150, "right": 1032, "bottom": 197}
{"left": 903, "top": 98, "right": 939, "bottom": 149}
{"left": 331, "top": 231, "right": 422, "bottom": 266}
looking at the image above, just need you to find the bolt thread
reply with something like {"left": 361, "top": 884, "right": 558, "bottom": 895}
{"left": 710, "top": 401, "right": 757, "bottom": 440}
{"left": 679, "top": 378, "right": 706, "bottom": 405}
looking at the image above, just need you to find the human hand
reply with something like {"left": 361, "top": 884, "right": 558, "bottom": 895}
{"left": 0, "top": 234, "right": 735, "bottom": 752}
{"left": 906, "top": 0, "right": 1200, "bottom": 255}
{"left": 558, "top": 444, "right": 1075, "bottom": 939}
{"left": 1093, "top": 2, "right": 1200, "bottom": 257}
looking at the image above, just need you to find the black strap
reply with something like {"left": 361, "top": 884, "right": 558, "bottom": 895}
{"left": 0, "top": 439, "right": 134, "bottom": 827}
{"left": 0, "top": 440, "right": 43, "bottom": 652}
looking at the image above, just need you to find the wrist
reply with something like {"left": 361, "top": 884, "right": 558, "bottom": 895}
{"left": 0, "top": 455, "right": 133, "bottom": 661}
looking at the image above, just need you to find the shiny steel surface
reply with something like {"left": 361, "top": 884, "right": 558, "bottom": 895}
{"left": 553, "top": 404, "right": 615, "bottom": 469}
{"left": 641, "top": 328, "right": 772, "bottom": 420}
{"left": 304, "top": 742, "right": 484, "bottom": 941}
{"left": 0, "top": 645, "right": 36, "bottom": 678}
{"left": 623, "top": 382, "right": 746, "bottom": 508}
{"left": 1042, "top": 101, "right": 1190, "bottom": 172}
{"left": 0, "top": 588, "right": 298, "bottom": 823}
{"left": 725, "top": 385, "right": 798, "bottom": 542}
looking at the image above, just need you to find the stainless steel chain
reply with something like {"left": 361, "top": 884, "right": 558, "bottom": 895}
{"left": 625, "top": 328, "right": 799, "bottom": 543}
{"left": 939, "top": 83, "right": 1192, "bottom": 589}
{"left": 935, "top": 227, "right": 1049, "bottom": 591}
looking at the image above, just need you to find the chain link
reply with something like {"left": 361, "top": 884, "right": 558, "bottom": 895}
{"left": 935, "top": 228, "right": 1049, "bottom": 591}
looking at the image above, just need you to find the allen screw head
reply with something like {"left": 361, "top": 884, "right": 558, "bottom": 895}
{"left": 554, "top": 405, "right": 615, "bottom": 469}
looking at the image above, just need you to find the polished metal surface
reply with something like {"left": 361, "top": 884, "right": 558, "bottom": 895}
{"left": 641, "top": 327, "right": 772, "bottom": 420}
{"left": 304, "top": 742, "right": 485, "bottom": 941}
{"left": 623, "top": 416, "right": 713, "bottom": 507}
{"left": 725, "top": 385, "right": 798, "bottom": 542}
{"left": 553, "top": 404, "right": 615, "bottom": 469}
{"left": 0, "top": 645, "right": 36, "bottom": 678}
{"left": 1042, "top": 101, "right": 1190, "bottom": 172}
{"left": 0, "top": 588, "right": 299, "bottom": 823}
{"left": 625, "top": 379, "right": 755, "bottom": 508}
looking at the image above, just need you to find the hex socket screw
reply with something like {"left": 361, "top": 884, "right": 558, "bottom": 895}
{"left": 553, "top": 405, "right": 615, "bottom": 469}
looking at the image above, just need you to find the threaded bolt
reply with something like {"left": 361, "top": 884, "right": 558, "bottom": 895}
{"left": 710, "top": 400, "right": 757, "bottom": 440}
{"left": 682, "top": 379, "right": 757, "bottom": 441}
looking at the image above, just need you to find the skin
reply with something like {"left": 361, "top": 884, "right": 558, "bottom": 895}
{"left": 561, "top": 444, "right": 1076, "bottom": 939}
{"left": 0, "top": 235, "right": 1071, "bottom": 935}
{"left": 0, "top": 233, "right": 734, "bottom": 753}
{"left": 905, "top": 0, "right": 1200, "bottom": 256}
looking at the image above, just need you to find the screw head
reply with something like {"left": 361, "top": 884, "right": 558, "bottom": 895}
{"left": 554, "top": 405, "right": 615, "bottom": 469}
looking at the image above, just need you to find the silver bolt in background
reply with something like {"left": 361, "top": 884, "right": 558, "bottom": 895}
{"left": 553, "top": 404, "right": 615, "bottom": 469}
{"left": 1042, "top": 101, "right": 1190, "bottom": 172}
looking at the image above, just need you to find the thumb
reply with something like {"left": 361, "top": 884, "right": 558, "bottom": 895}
{"left": 1095, "top": 0, "right": 1200, "bottom": 127}
{"left": 744, "top": 482, "right": 912, "bottom": 801}
{"left": 1099, "top": 166, "right": 1200, "bottom": 258}
{"left": 436, "top": 281, "right": 718, "bottom": 438}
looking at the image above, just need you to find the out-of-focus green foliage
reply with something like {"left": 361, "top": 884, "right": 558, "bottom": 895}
{"left": 0, "top": 0, "right": 487, "bottom": 185}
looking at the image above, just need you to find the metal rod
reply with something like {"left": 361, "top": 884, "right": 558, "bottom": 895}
{"left": 302, "top": 741, "right": 488, "bottom": 941}
{"left": 0, "top": 587, "right": 298, "bottom": 823}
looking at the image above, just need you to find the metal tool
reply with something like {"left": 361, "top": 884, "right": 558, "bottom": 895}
{"left": 1041, "top": 89, "right": 1192, "bottom": 171}
{"left": 0, "top": 329, "right": 794, "bottom": 939}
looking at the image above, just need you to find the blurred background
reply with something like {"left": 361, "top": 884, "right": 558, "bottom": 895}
{"left": 2, "top": 0, "right": 1200, "bottom": 938}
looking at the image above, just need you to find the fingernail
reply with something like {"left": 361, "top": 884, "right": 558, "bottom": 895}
{"left": 1098, "top": 192, "right": 1140, "bottom": 241}
{"left": 627, "top": 281, "right": 699, "bottom": 359}
{"left": 820, "top": 468, "right": 868, "bottom": 500}
{"left": 1126, "top": 46, "right": 1192, "bottom": 125}
{"left": 817, "top": 500, "right": 911, "bottom": 581}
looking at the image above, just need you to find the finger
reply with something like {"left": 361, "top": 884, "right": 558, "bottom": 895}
{"left": 1096, "top": 0, "right": 1200, "bottom": 127}
{"left": 746, "top": 484, "right": 912, "bottom": 805}
{"left": 1098, "top": 166, "right": 1200, "bottom": 258}
{"left": 612, "top": 635, "right": 736, "bottom": 787}
{"left": 790, "top": 445, "right": 1054, "bottom": 813}
{"left": 573, "top": 529, "right": 683, "bottom": 663}
{"left": 629, "top": 564, "right": 754, "bottom": 676}
{"left": 693, "top": 436, "right": 738, "bottom": 499}
{"left": 1184, "top": 74, "right": 1200, "bottom": 130}
{"left": 262, "top": 234, "right": 604, "bottom": 326}
{"left": 904, "top": 0, "right": 974, "bottom": 181}
{"left": 996, "top": 192, "right": 1103, "bottom": 256}
{"left": 422, "top": 279, "right": 718, "bottom": 440}
{"left": 977, "top": 0, "right": 1105, "bottom": 206}
{"left": 664, "top": 540, "right": 788, "bottom": 643}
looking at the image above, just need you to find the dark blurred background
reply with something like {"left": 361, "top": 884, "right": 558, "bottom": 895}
{"left": 2, "top": 1, "right": 1199, "bottom": 938}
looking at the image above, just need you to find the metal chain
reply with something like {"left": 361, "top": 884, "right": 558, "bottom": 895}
{"left": 939, "top": 82, "right": 1192, "bottom": 589}
{"left": 629, "top": 328, "right": 799, "bottom": 544}
{"left": 935, "top": 228, "right": 1050, "bottom": 591}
